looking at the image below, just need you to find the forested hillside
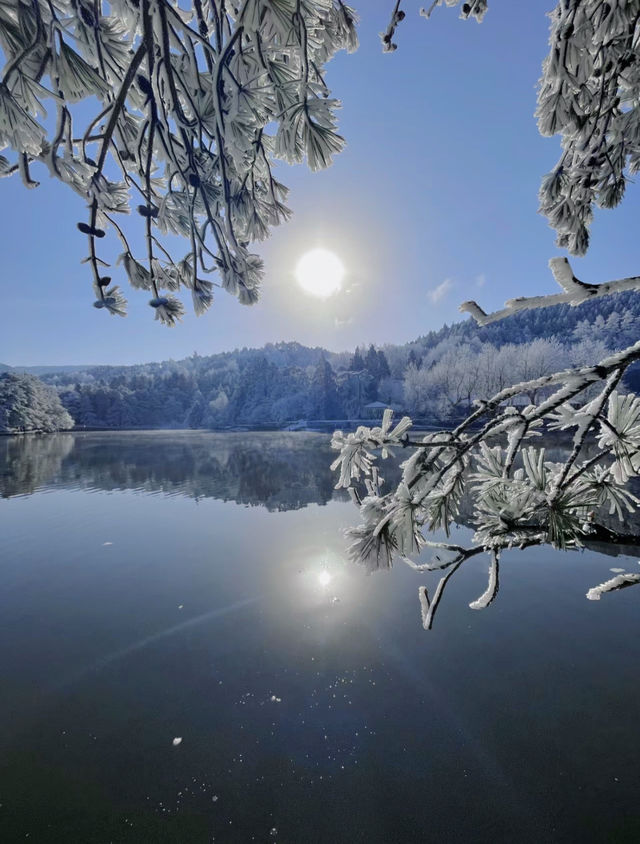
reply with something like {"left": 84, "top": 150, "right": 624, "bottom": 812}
{"left": 0, "top": 373, "right": 74, "bottom": 433}
{"left": 31, "top": 292, "right": 640, "bottom": 429}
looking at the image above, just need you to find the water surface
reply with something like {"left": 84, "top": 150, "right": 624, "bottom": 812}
{"left": 1, "top": 432, "right": 639, "bottom": 843}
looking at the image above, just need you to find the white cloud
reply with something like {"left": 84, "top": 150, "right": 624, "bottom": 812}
{"left": 476, "top": 273, "right": 486, "bottom": 288}
{"left": 428, "top": 278, "right": 454, "bottom": 304}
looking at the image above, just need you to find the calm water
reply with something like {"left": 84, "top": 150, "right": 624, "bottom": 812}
{"left": 1, "top": 431, "right": 639, "bottom": 843}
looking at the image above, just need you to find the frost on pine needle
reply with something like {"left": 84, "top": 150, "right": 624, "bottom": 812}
{"left": 334, "top": 354, "right": 640, "bottom": 626}
{"left": 597, "top": 392, "right": 640, "bottom": 484}
{"left": 0, "top": 87, "right": 46, "bottom": 157}
{"left": 93, "top": 285, "right": 127, "bottom": 317}
{"left": 0, "top": 0, "right": 358, "bottom": 320}
{"left": 537, "top": 2, "right": 640, "bottom": 255}
{"left": 149, "top": 295, "right": 184, "bottom": 327}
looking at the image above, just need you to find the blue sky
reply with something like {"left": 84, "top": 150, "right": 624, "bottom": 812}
{"left": 2, "top": 0, "right": 640, "bottom": 366}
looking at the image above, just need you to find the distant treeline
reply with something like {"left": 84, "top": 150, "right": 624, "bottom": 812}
{"left": 12, "top": 289, "right": 640, "bottom": 429}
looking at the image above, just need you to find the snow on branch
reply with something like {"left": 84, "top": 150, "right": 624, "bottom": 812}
{"left": 461, "top": 259, "right": 640, "bottom": 326}
{"left": 381, "top": 1, "right": 406, "bottom": 52}
{"left": 0, "top": 0, "right": 358, "bottom": 320}
{"left": 586, "top": 572, "right": 640, "bottom": 601}
{"left": 468, "top": 550, "right": 499, "bottom": 610}
{"left": 537, "top": 2, "right": 640, "bottom": 255}
{"left": 384, "top": 0, "right": 487, "bottom": 52}
{"left": 419, "top": 1, "right": 488, "bottom": 25}
{"left": 332, "top": 3, "right": 640, "bottom": 630}
{"left": 333, "top": 343, "right": 640, "bottom": 628}
{"left": 388, "top": 2, "right": 640, "bottom": 257}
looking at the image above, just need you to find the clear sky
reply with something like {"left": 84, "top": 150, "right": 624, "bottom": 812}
{"left": 2, "top": 0, "right": 640, "bottom": 366}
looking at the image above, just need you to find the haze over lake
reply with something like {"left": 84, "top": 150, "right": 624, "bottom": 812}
{"left": 1, "top": 432, "right": 639, "bottom": 843}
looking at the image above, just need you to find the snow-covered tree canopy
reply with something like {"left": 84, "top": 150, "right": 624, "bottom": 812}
{"left": 0, "top": 0, "right": 357, "bottom": 322}
{"left": 0, "top": 371, "right": 73, "bottom": 432}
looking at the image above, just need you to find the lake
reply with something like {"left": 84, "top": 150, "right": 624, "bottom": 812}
{"left": 1, "top": 431, "right": 639, "bottom": 843}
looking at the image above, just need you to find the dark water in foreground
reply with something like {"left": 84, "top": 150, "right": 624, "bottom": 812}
{"left": 1, "top": 431, "right": 639, "bottom": 843}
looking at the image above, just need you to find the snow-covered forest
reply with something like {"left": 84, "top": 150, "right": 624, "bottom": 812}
{"left": 0, "top": 372, "right": 73, "bottom": 433}
{"left": 2, "top": 290, "right": 638, "bottom": 430}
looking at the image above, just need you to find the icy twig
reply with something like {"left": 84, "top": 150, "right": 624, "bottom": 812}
{"left": 586, "top": 572, "right": 640, "bottom": 601}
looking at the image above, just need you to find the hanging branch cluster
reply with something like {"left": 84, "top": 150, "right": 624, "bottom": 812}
{"left": 537, "top": 0, "right": 640, "bottom": 255}
{"left": 391, "top": 1, "right": 640, "bottom": 256}
{"left": 332, "top": 322, "right": 640, "bottom": 626}
{"left": 0, "top": 0, "right": 357, "bottom": 321}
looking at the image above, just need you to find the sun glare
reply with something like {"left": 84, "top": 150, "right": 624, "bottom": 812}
{"left": 296, "top": 248, "right": 345, "bottom": 298}
{"left": 318, "top": 571, "right": 332, "bottom": 587}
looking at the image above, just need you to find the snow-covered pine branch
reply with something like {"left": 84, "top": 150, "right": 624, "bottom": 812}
{"left": 394, "top": 2, "right": 640, "bottom": 256}
{"left": 537, "top": 1, "right": 640, "bottom": 255}
{"left": 413, "top": 529, "right": 640, "bottom": 628}
{"left": 461, "top": 259, "right": 640, "bottom": 327}
{"left": 332, "top": 354, "right": 640, "bottom": 626}
{"left": 586, "top": 571, "right": 640, "bottom": 601}
{"left": 0, "top": 0, "right": 357, "bottom": 320}
{"left": 384, "top": 0, "right": 488, "bottom": 52}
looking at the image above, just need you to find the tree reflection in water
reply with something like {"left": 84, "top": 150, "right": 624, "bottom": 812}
{"left": 0, "top": 433, "right": 74, "bottom": 498}
{"left": 2, "top": 430, "right": 639, "bottom": 628}
{"left": 0, "top": 431, "right": 341, "bottom": 511}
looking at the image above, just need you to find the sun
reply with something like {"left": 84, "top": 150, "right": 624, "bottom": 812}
{"left": 295, "top": 248, "right": 345, "bottom": 298}
{"left": 318, "top": 571, "right": 332, "bottom": 587}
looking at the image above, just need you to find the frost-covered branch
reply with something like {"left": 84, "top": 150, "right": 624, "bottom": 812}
{"left": 414, "top": 528, "right": 640, "bottom": 628}
{"left": 586, "top": 572, "right": 640, "bottom": 601}
{"left": 468, "top": 549, "right": 499, "bottom": 610}
{"left": 389, "top": 2, "right": 640, "bottom": 257}
{"left": 332, "top": 3, "right": 640, "bottom": 630}
{"left": 381, "top": 1, "right": 405, "bottom": 52}
{"left": 537, "top": 1, "right": 640, "bottom": 255}
{"left": 418, "top": 560, "right": 462, "bottom": 630}
{"left": 461, "top": 258, "right": 640, "bottom": 327}
{"left": 0, "top": 0, "right": 358, "bottom": 320}
{"left": 333, "top": 349, "right": 640, "bottom": 627}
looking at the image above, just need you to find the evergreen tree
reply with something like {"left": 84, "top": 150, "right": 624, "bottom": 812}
{"left": 186, "top": 391, "right": 207, "bottom": 429}
{"left": 310, "top": 358, "right": 341, "bottom": 420}
{"left": 377, "top": 350, "right": 391, "bottom": 381}
{"left": 365, "top": 345, "right": 379, "bottom": 377}
{"left": 350, "top": 347, "right": 365, "bottom": 372}
{"left": 407, "top": 349, "right": 421, "bottom": 370}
